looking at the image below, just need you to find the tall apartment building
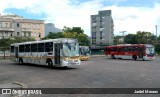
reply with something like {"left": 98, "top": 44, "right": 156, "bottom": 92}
{"left": 0, "top": 14, "right": 44, "bottom": 40}
{"left": 45, "top": 23, "right": 61, "bottom": 36}
{"left": 91, "top": 10, "right": 114, "bottom": 46}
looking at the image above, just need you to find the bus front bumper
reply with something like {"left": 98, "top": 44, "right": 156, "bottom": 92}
{"left": 143, "top": 56, "right": 155, "bottom": 60}
{"left": 62, "top": 59, "right": 81, "bottom": 67}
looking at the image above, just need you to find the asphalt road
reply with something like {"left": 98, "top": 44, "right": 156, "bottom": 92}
{"left": 0, "top": 56, "right": 160, "bottom": 97}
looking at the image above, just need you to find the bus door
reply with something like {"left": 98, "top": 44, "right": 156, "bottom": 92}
{"left": 54, "top": 44, "right": 61, "bottom": 65}
{"left": 138, "top": 46, "right": 144, "bottom": 58}
{"left": 15, "top": 47, "right": 19, "bottom": 58}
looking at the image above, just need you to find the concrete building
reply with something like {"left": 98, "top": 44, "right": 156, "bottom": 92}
{"left": 91, "top": 10, "right": 114, "bottom": 46}
{"left": 45, "top": 23, "right": 61, "bottom": 36}
{"left": 0, "top": 14, "right": 44, "bottom": 40}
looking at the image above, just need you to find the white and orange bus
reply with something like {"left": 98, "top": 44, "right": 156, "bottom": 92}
{"left": 105, "top": 44, "right": 155, "bottom": 60}
{"left": 10, "top": 38, "right": 81, "bottom": 68}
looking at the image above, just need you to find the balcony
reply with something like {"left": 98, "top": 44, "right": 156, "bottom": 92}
{"left": 22, "top": 28, "right": 33, "bottom": 32}
{"left": 0, "top": 27, "right": 14, "bottom": 31}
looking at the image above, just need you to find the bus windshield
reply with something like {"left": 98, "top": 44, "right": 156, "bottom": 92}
{"left": 146, "top": 46, "right": 155, "bottom": 55}
{"left": 146, "top": 45, "right": 155, "bottom": 56}
{"left": 63, "top": 43, "right": 79, "bottom": 57}
{"left": 80, "top": 47, "right": 90, "bottom": 55}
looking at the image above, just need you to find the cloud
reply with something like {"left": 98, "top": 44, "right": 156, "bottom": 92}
{"left": 0, "top": 0, "right": 160, "bottom": 36}
{"left": 103, "top": 3, "right": 160, "bottom": 36}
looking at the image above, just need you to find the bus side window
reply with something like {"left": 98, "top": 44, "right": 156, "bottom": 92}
{"left": 19, "top": 45, "right": 24, "bottom": 52}
{"left": 45, "top": 42, "right": 53, "bottom": 52}
{"left": 11, "top": 46, "right": 15, "bottom": 53}
{"left": 118, "top": 48, "right": 121, "bottom": 52}
{"left": 133, "top": 46, "right": 137, "bottom": 52}
{"left": 38, "top": 43, "right": 44, "bottom": 52}
{"left": 135, "top": 46, "right": 138, "bottom": 51}
{"left": 31, "top": 44, "right": 37, "bottom": 52}
{"left": 128, "top": 46, "right": 132, "bottom": 52}
{"left": 25, "top": 44, "right": 31, "bottom": 52}
{"left": 124, "top": 47, "right": 127, "bottom": 52}
{"left": 121, "top": 47, "right": 124, "bottom": 52}
{"left": 113, "top": 47, "right": 117, "bottom": 52}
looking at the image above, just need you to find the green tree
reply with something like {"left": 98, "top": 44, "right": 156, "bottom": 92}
{"left": 63, "top": 32, "right": 77, "bottom": 38}
{"left": 62, "top": 26, "right": 84, "bottom": 37}
{"left": 136, "top": 31, "right": 153, "bottom": 44}
{"left": 62, "top": 26, "right": 84, "bottom": 34}
{"left": 44, "top": 26, "right": 90, "bottom": 46}
{"left": 124, "top": 34, "right": 137, "bottom": 44}
{"left": 43, "top": 32, "right": 63, "bottom": 39}
{"left": 77, "top": 33, "right": 90, "bottom": 46}
{"left": 114, "top": 36, "right": 122, "bottom": 45}
{"left": 62, "top": 26, "right": 89, "bottom": 46}
{"left": 0, "top": 36, "right": 35, "bottom": 59}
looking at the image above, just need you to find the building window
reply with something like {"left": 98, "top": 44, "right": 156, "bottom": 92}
{"left": 0, "top": 22, "right": 2, "bottom": 27}
{"left": 17, "top": 23, "right": 19, "bottom": 27}
{"left": 11, "top": 32, "right": 13, "bottom": 37}
{"left": 34, "top": 32, "right": 37, "bottom": 37}
{"left": 5, "top": 23, "right": 8, "bottom": 28}
{"left": 39, "top": 33, "right": 41, "bottom": 38}
{"left": 5, "top": 32, "right": 8, "bottom": 36}
{"left": 23, "top": 24, "right": 26, "bottom": 28}
{"left": 17, "top": 32, "right": 20, "bottom": 36}
{"left": 10, "top": 23, "right": 12, "bottom": 28}
{"left": 28, "top": 32, "right": 31, "bottom": 37}
{"left": 100, "top": 28, "right": 104, "bottom": 31}
{"left": 23, "top": 32, "right": 26, "bottom": 37}
{"left": 26, "top": 32, "right": 28, "bottom": 37}
{"left": 34, "top": 24, "right": 36, "bottom": 30}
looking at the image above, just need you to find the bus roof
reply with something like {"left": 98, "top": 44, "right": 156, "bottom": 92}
{"left": 11, "top": 38, "right": 78, "bottom": 46}
{"left": 106, "top": 44, "right": 153, "bottom": 48}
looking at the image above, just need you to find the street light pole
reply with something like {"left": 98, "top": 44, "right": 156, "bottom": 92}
{"left": 155, "top": 25, "right": 157, "bottom": 44}
{"left": 120, "top": 31, "right": 127, "bottom": 44}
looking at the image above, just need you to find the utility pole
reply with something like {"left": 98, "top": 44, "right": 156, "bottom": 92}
{"left": 155, "top": 25, "right": 157, "bottom": 44}
{"left": 120, "top": 31, "right": 127, "bottom": 43}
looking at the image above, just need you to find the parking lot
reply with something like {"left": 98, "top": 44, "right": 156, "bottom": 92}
{"left": 0, "top": 56, "right": 160, "bottom": 97}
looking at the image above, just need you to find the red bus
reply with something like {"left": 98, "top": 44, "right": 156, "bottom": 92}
{"left": 105, "top": 44, "right": 155, "bottom": 60}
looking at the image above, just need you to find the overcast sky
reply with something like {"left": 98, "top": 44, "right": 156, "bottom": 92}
{"left": 0, "top": 0, "right": 160, "bottom": 36}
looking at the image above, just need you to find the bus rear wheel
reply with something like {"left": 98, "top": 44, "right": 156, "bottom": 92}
{"left": 133, "top": 55, "right": 137, "bottom": 60}
{"left": 47, "top": 60, "right": 53, "bottom": 68}
{"left": 19, "top": 58, "right": 23, "bottom": 65}
{"left": 111, "top": 54, "right": 115, "bottom": 59}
